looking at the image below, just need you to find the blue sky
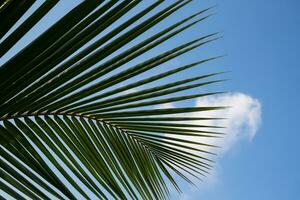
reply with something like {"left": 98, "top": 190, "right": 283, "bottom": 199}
{"left": 1, "top": 0, "right": 300, "bottom": 199}
{"left": 183, "top": 0, "right": 300, "bottom": 199}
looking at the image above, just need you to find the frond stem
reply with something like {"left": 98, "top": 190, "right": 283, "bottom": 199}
{"left": 0, "top": 111, "right": 103, "bottom": 122}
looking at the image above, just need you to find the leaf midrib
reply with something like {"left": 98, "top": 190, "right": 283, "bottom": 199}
{"left": 0, "top": 111, "right": 103, "bottom": 122}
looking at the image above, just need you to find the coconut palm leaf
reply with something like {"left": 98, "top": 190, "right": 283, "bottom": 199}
{"left": 0, "top": 1, "right": 226, "bottom": 199}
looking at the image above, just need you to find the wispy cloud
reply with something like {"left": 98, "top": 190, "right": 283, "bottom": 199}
{"left": 194, "top": 92, "right": 262, "bottom": 153}
{"left": 160, "top": 92, "right": 262, "bottom": 199}
{"left": 157, "top": 92, "right": 262, "bottom": 153}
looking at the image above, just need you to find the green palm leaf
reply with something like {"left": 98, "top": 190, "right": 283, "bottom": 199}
{"left": 0, "top": 1, "right": 226, "bottom": 199}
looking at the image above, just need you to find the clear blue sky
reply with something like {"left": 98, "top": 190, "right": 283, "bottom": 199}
{"left": 1, "top": 1, "right": 299, "bottom": 199}
{"left": 182, "top": 0, "right": 300, "bottom": 199}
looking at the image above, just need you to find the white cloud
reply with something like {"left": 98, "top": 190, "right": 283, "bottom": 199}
{"left": 158, "top": 92, "right": 262, "bottom": 154}
{"left": 160, "top": 92, "right": 262, "bottom": 199}
{"left": 193, "top": 92, "right": 262, "bottom": 153}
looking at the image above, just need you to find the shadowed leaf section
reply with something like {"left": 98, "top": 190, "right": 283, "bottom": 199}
{"left": 0, "top": 0, "right": 225, "bottom": 199}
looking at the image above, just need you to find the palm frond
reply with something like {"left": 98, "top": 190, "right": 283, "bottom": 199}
{"left": 0, "top": 1, "right": 226, "bottom": 199}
